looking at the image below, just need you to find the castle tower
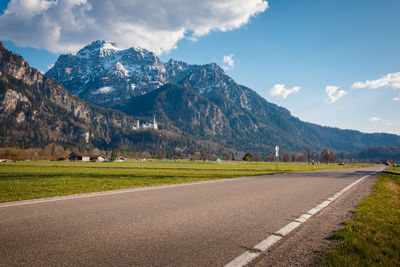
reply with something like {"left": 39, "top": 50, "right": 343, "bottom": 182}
{"left": 153, "top": 116, "right": 158, "bottom": 130}
{"left": 133, "top": 120, "right": 140, "bottom": 130}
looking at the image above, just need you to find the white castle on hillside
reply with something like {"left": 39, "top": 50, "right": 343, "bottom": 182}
{"left": 132, "top": 116, "right": 158, "bottom": 130}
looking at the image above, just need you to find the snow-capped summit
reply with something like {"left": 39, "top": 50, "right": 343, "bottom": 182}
{"left": 76, "top": 40, "right": 121, "bottom": 59}
{"left": 46, "top": 40, "right": 168, "bottom": 102}
{"left": 80, "top": 40, "right": 120, "bottom": 52}
{"left": 46, "top": 40, "right": 248, "bottom": 107}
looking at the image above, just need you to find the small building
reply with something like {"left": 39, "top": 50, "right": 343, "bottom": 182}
{"left": 114, "top": 156, "right": 126, "bottom": 162}
{"left": 90, "top": 155, "right": 106, "bottom": 162}
{"left": 68, "top": 152, "right": 90, "bottom": 162}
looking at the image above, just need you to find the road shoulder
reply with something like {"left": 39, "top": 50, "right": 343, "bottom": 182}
{"left": 251, "top": 173, "right": 379, "bottom": 266}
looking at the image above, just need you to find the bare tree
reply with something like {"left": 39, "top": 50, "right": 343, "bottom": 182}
{"left": 305, "top": 146, "right": 314, "bottom": 164}
{"left": 320, "top": 149, "right": 336, "bottom": 164}
{"left": 282, "top": 152, "right": 290, "bottom": 163}
{"left": 267, "top": 154, "right": 275, "bottom": 162}
{"left": 141, "top": 151, "right": 151, "bottom": 159}
{"left": 243, "top": 152, "right": 253, "bottom": 161}
{"left": 200, "top": 149, "right": 207, "bottom": 161}
{"left": 221, "top": 151, "right": 232, "bottom": 160}
{"left": 295, "top": 153, "right": 304, "bottom": 162}
{"left": 5, "top": 148, "right": 15, "bottom": 159}
{"left": 156, "top": 150, "right": 164, "bottom": 159}
{"left": 193, "top": 151, "right": 201, "bottom": 160}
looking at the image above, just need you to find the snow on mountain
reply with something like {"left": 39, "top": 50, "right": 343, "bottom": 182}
{"left": 93, "top": 86, "right": 115, "bottom": 94}
{"left": 47, "top": 40, "right": 249, "bottom": 107}
{"left": 46, "top": 40, "right": 167, "bottom": 103}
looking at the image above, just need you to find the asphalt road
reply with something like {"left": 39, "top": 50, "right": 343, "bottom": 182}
{"left": 0, "top": 166, "right": 382, "bottom": 266}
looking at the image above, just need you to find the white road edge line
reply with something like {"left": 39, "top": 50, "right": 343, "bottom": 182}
{"left": 225, "top": 251, "right": 261, "bottom": 267}
{"left": 275, "top": 221, "right": 301, "bottom": 236}
{"left": 224, "top": 168, "right": 383, "bottom": 267}
{"left": 295, "top": 213, "right": 312, "bottom": 223}
{"left": 254, "top": 234, "right": 282, "bottom": 251}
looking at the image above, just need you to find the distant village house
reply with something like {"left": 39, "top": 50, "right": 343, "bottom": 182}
{"left": 90, "top": 155, "right": 106, "bottom": 162}
{"left": 113, "top": 156, "right": 126, "bottom": 162}
{"left": 68, "top": 152, "right": 90, "bottom": 162}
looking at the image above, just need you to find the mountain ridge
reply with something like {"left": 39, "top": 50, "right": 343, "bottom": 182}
{"left": 0, "top": 39, "right": 393, "bottom": 156}
{"left": 45, "top": 40, "right": 400, "bottom": 154}
{"left": 1, "top": 41, "right": 230, "bottom": 157}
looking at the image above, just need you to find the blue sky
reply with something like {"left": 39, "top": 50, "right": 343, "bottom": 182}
{"left": 1, "top": 0, "right": 399, "bottom": 135}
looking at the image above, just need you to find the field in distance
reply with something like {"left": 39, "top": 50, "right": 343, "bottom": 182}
{"left": 0, "top": 160, "right": 371, "bottom": 203}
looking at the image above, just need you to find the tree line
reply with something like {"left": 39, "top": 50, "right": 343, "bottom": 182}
{"left": 1, "top": 144, "right": 389, "bottom": 164}
{"left": 241, "top": 147, "right": 337, "bottom": 164}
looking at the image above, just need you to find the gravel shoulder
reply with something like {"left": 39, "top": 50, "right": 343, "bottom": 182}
{"left": 251, "top": 172, "right": 379, "bottom": 266}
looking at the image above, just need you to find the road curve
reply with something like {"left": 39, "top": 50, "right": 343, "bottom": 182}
{"left": 0, "top": 166, "right": 382, "bottom": 266}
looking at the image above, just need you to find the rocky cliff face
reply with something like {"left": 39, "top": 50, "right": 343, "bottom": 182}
{"left": 0, "top": 41, "right": 139, "bottom": 147}
{"left": 0, "top": 42, "right": 232, "bottom": 156}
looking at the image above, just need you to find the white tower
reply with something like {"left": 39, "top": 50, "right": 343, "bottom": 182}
{"left": 153, "top": 116, "right": 158, "bottom": 130}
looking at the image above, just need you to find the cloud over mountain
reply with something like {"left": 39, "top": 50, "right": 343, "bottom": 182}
{"left": 222, "top": 54, "right": 234, "bottom": 70}
{"left": 0, "top": 0, "right": 268, "bottom": 54}
{"left": 325, "top": 85, "right": 347, "bottom": 103}
{"left": 269, "top": 84, "right": 300, "bottom": 99}
{"left": 351, "top": 72, "right": 400, "bottom": 101}
{"left": 369, "top": 117, "right": 382, "bottom": 122}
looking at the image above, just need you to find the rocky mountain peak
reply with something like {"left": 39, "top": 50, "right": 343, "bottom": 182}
{"left": 47, "top": 40, "right": 266, "bottom": 115}
{"left": 205, "top": 62, "right": 225, "bottom": 72}
{"left": 164, "top": 59, "right": 192, "bottom": 82}
{"left": 47, "top": 41, "right": 237, "bottom": 105}
{"left": 46, "top": 41, "right": 168, "bottom": 102}
{"left": 80, "top": 40, "right": 119, "bottom": 51}
{"left": 75, "top": 40, "right": 121, "bottom": 58}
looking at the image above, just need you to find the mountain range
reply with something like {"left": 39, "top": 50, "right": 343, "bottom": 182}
{"left": 1, "top": 40, "right": 399, "bottom": 159}
{"left": 0, "top": 42, "right": 217, "bottom": 156}
{"left": 46, "top": 40, "right": 400, "bottom": 154}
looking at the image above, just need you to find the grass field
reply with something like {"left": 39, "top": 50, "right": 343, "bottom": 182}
{"left": 317, "top": 171, "right": 400, "bottom": 266}
{"left": 0, "top": 160, "right": 371, "bottom": 203}
{"left": 390, "top": 165, "right": 400, "bottom": 173}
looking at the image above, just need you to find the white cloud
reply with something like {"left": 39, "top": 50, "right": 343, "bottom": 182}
{"left": 387, "top": 122, "right": 393, "bottom": 126}
{"left": 269, "top": 84, "right": 301, "bottom": 99}
{"left": 352, "top": 72, "right": 400, "bottom": 89}
{"left": 351, "top": 72, "right": 400, "bottom": 101}
{"left": 369, "top": 117, "right": 381, "bottom": 122}
{"left": 0, "top": 0, "right": 268, "bottom": 54}
{"left": 325, "top": 85, "right": 347, "bottom": 103}
{"left": 222, "top": 54, "right": 234, "bottom": 70}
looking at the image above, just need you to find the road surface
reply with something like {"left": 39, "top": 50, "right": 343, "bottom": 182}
{"left": 0, "top": 166, "right": 383, "bottom": 266}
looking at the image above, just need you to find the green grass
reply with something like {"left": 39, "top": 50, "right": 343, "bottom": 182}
{"left": 390, "top": 166, "right": 400, "bottom": 173}
{"left": 0, "top": 161, "right": 371, "bottom": 203}
{"left": 317, "top": 171, "right": 400, "bottom": 266}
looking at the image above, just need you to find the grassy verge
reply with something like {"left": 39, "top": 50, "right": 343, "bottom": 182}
{"left": 389, "top": 166, "right": 400, "bottom": 173}
{"left": 0, "top": 161, "right": 371, "bottom": 203}
{"left": 317, "top": 171, "right": 400, "bottom": 266}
